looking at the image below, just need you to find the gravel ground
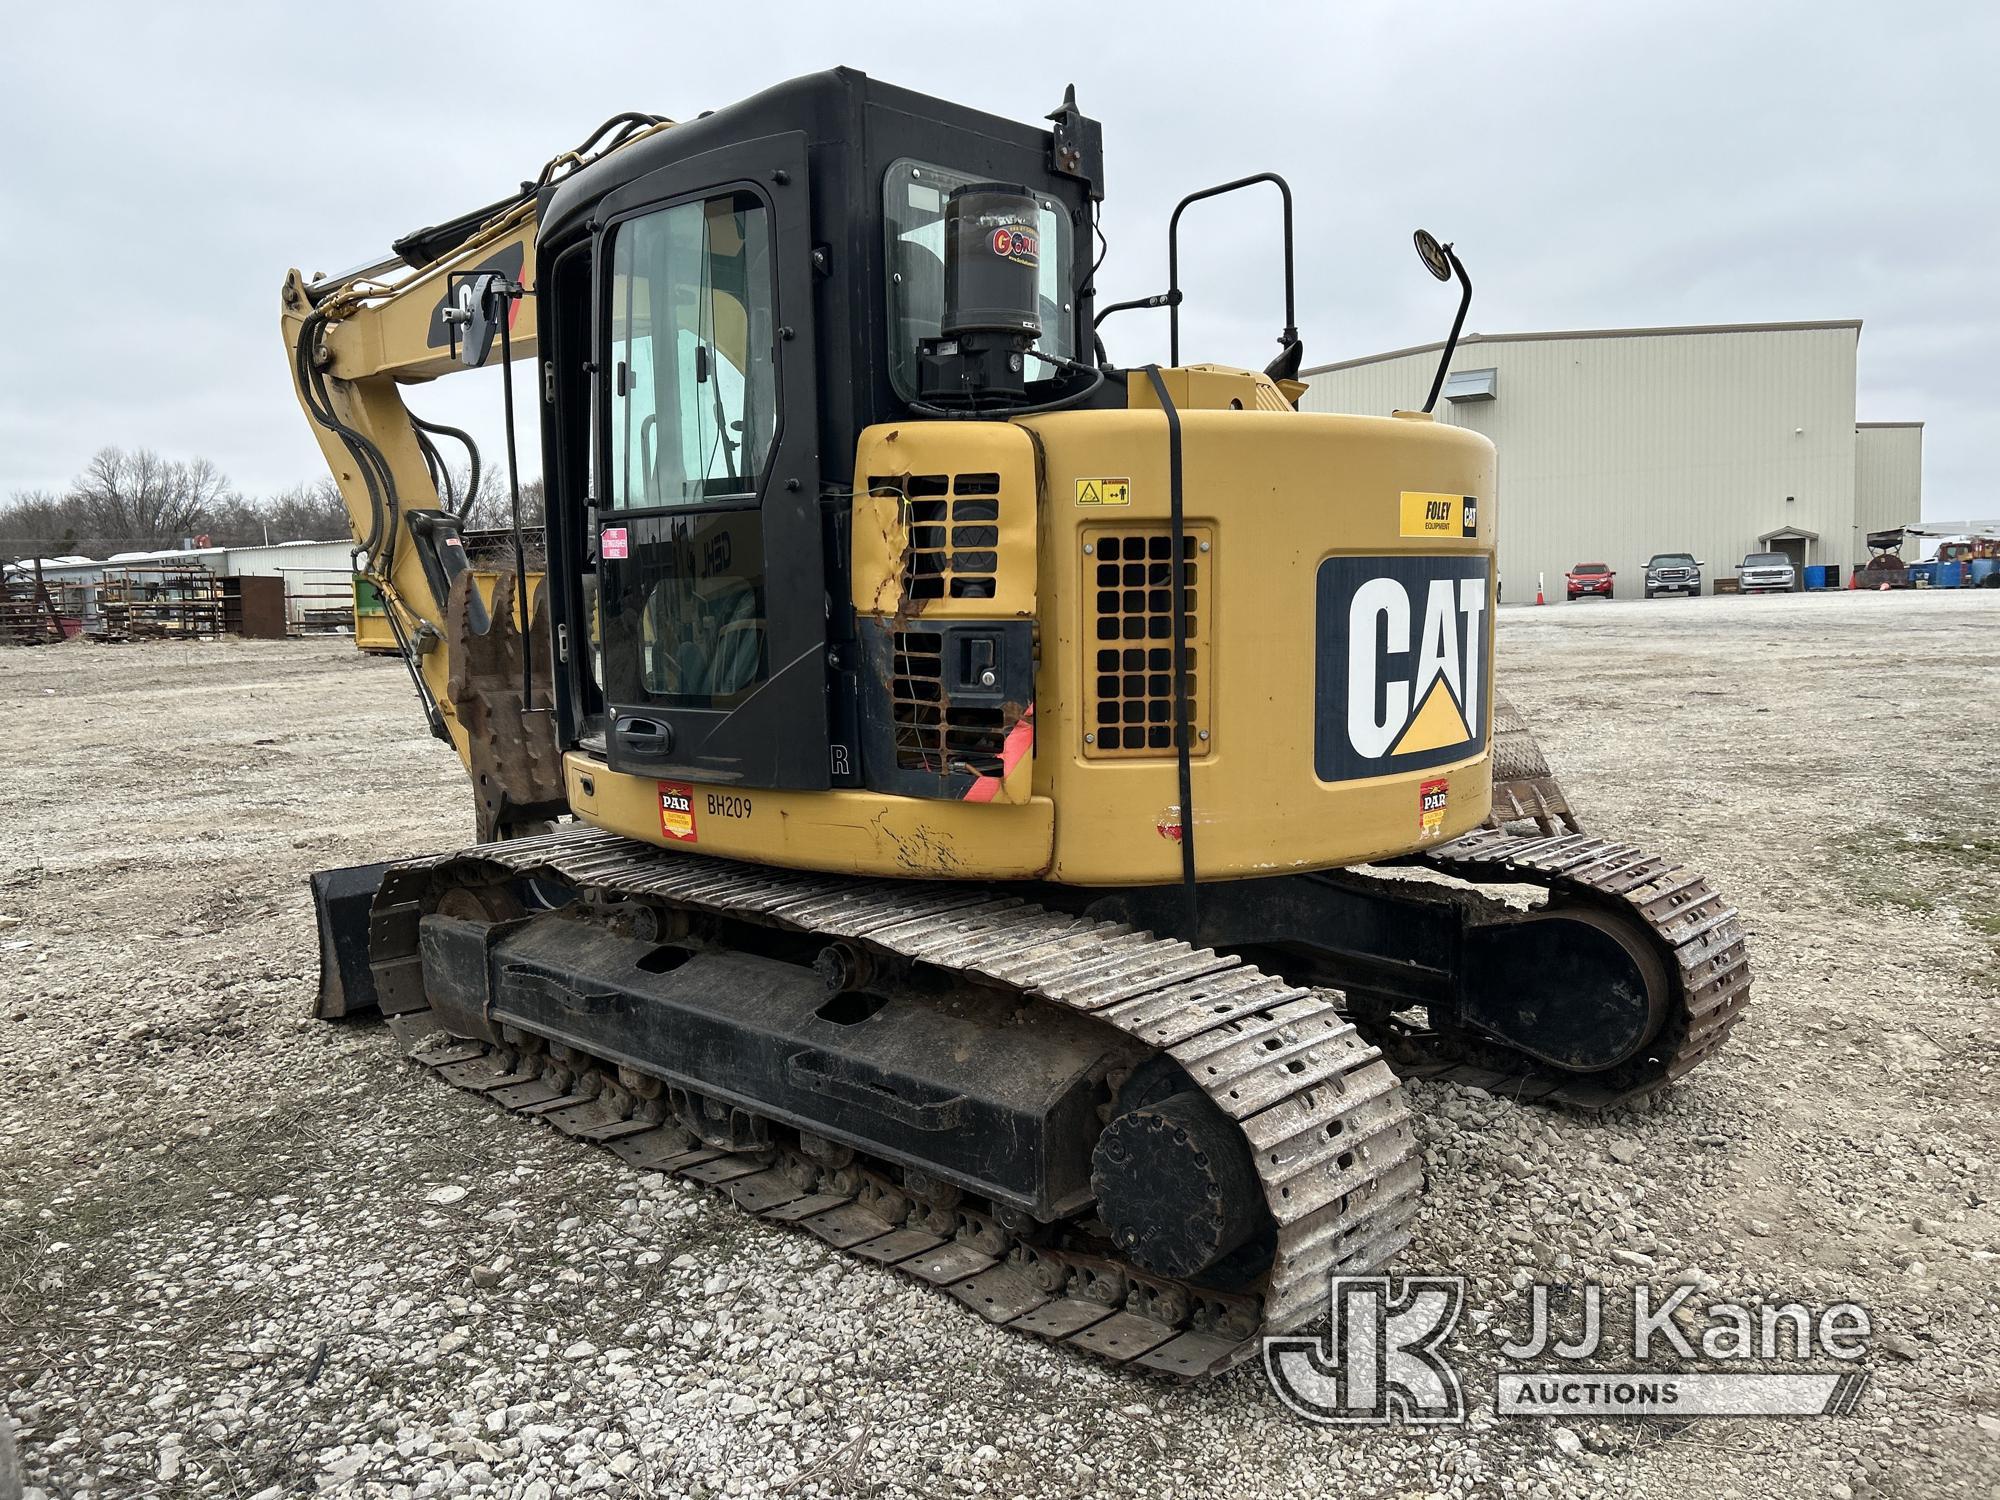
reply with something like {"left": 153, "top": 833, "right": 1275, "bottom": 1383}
{"left": 3, "top": 588, "right": 1995, "bottom": 1500}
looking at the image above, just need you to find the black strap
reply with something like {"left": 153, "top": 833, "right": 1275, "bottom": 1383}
{"left": 1142, "top": 365, "right": 1199, "bottom": 937}
{"left": 496, "top": 282, "right": 534, "bottom": 714}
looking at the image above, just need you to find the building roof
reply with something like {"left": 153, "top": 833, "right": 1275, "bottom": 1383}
{"left": 7, "top": 539, "right": 353, "bottom": 572}
{"left": 1302, "top": 318, "right": 1864, "bottom": 377}
{"left": 4, "top": 555, "right": 107, "bottom": 573}
{"left": 104, "top": 547, "right": 227, "bottom": 563}
{"left": 1906, "top": 519, "right": 2000, "bottom": 537}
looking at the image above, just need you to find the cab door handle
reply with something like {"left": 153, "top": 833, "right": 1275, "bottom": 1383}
{"left": 615, "top": 715, "right": 674, "bottom": 757}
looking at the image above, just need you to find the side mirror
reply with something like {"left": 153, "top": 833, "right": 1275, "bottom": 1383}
{"left": 440, "top": 271, "right": 510, "bottom": 368}
{"left": 1413, "top": 229, "right": 1453, "bottom": 281}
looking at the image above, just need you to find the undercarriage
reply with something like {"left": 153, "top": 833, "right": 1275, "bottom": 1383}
{"left": 310, "top": 783, "right": 1748, "bottom": 1378}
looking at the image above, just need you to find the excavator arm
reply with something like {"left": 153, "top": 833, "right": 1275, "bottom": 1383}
{"left": 280, "top": 114, "right": 665, "bottom": 838}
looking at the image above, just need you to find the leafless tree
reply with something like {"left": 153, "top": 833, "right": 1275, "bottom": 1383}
{"left": 461, "top": 471, "right": 546, "bottom": 533}
{"left": 2, "top": 445, "right": 544, "bottom": 562}
{"left": 68, "top": 447, "right": 234, "bottom": 549}
{"left": 257, "top": 477, "right": 352, "bottom": 542}
{"left": 0, "top": 490, "right": 83, "bottom": 556}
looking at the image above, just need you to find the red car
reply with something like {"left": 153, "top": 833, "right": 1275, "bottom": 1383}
{"left": 1566, "top": 562, "right": 1614, "bottom": 600}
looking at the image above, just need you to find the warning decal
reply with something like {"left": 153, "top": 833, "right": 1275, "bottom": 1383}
{"left": 658, "top": 781, "right": 698, "bottom": 843}
{"left": 601, "top": 526, "right": 630, "bottom": 561}
{"left": 1075, "top": 477, "right": 1132, "bottom": 507}
{"left": 1399, "top": 492, "right": 1477, "bottom": 539}
{"left": 1419, "top": 778, "right": 1450, "bottom": 838}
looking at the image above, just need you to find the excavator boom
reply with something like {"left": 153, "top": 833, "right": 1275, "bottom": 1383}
{"left": 283, "top": 113, "right": 668, "bottom": 836}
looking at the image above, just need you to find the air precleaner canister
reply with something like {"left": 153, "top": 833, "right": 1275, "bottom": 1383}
{"left": 941, "top": 183, "right": 1042, "bottom": 340}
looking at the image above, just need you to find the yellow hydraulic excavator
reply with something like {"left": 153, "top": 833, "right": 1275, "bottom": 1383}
{"left": 291, "top": 70, "right": 1749, "bottom": 1377}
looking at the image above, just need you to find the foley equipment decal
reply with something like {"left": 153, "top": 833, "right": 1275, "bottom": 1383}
{"left": 1399, "top": 492, "right": 1478, "bottom": 539}
{"left": 1315, "top": 555, "right": 1491, "bottom": 783}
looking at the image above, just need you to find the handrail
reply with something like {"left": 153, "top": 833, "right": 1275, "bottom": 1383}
{"left": 1167, "top": 173, "right": 1297, "bottom": 366}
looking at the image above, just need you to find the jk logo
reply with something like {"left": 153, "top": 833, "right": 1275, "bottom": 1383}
{"left": 1314, "top": 555, "right": 1491, "bottom": 782}
{"left": 1264, "top": 1276, "right": 1467, "bottom": 1425}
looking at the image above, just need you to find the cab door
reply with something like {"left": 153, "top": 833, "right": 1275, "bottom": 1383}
{"left": 593, "top": 133, "right": 828, "bottom": 789}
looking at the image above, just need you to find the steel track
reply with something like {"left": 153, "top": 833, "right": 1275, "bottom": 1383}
{"left": 371, "top": 826, "right": 1422, "bottom": 1376}
{"left": 356, "top": 817, "right": 1748, "bottom": 1376}
{"left": 1401, "top": 828, "right": 1752, "bottom": 1106}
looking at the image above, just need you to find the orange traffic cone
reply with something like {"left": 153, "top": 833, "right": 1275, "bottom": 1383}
{"left": 1535, "top": 572, "right": 1546, "bottom": 606}
{"left": 1847, "top": 571, "right": 1858, "bottom": 590}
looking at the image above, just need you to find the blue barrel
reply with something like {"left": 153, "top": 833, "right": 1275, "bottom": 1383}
{"left": 1972, "top": 559, "right": 1999, "bottom": 587}
{"left": 1908, "top": 562, "right": 1938, "bottom": 587}
{"left": 1804, "top": 565, "right": 1830, "bottom": 590}
{"left": 1936, "top": 561, "right": 1965, "bottom": 588}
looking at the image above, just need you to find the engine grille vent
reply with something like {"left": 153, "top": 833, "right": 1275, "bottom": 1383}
{"left": 867, "top": 471, "right": 1002, "bottom": 602}
{"left": 1084, "top": 528, "right": 1212, "bottom": 758}
{"left": 890, "top": 630, "right": 1008, "bottom": 777}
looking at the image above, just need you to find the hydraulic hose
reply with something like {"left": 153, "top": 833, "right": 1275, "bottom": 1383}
{"left": 410, "top": 412, "right": 483, "bottom": 518}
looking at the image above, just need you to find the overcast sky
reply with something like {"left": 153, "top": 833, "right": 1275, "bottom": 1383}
{"left": 1, "top": 2, "right": 1988, "bottom": 519}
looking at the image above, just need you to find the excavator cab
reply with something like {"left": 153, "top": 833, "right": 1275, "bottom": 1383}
{"left": 527, "top": 71, "right": 1097, "bottom": 794}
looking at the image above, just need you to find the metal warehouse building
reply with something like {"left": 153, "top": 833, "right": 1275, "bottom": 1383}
{"left": 1301, "top": 320, "right": 1923, "bottom": 598}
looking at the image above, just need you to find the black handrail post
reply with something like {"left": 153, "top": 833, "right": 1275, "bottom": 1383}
{"left": 1166, "top": 173, "right": 1297, "bottom": 366}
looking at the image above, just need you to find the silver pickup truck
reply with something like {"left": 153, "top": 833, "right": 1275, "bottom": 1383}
{"left": 1736, "top": 551, "right": 1798, "bottom": 593}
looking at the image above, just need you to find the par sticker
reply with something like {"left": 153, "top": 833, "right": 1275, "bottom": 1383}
{"left": 1075, "top": 477, "right": 1131, "bottom": 507}
{"left": 658, "top": 781, "right": 697, "bottom": 843}
{"left": 989, "top": 225, "right": 1039, "bottom": 267}
{"left": 1314, "top": 554, "right": 1491, "bottom": 783}
{"left": 1400, "top": 492, "right": 1478, "bottom": 540}
{"left": 601, "top": 526, "right": 629, "bottom": 561}
{"left": 1419, "top": 777, "right": 1450, "bottom": 839}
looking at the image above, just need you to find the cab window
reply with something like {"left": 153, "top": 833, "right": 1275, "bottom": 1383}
{"left": 607, "top": 191, "right": 776, "bottom": 510}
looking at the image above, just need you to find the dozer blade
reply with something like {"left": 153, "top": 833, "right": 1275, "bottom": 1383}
{"left": 1487, "top": 691, "right": 1584, "bottom": 836}
{"left": 309, "top": 861, "right": 394, "bottom": 1018}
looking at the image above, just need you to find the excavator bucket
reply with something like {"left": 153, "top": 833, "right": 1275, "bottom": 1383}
{"left": 448, "top": 570, "right": 567, "bottom": 842}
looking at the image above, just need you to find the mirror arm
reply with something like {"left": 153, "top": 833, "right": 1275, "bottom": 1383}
{"left": 1421, "top": 246, "right": 1473, "bottom": 414}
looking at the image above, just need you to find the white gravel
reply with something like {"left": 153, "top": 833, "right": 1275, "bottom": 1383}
{"left": 2, "top": 589, "right": 1996, "bottom": 1499}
